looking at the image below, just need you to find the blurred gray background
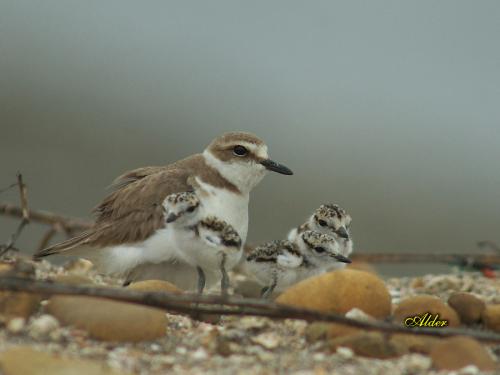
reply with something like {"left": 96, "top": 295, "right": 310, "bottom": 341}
{"left": 1, "top": 1, "right": 499, "bottom": 275}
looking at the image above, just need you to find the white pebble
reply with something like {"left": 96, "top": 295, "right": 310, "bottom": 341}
{"left": 29, "top": 314, "right": 59, "bottom": 338}
{"left": 404, "top": 354, "right": 431, "bottom": 372}
{"left": 7, "top": 317, "right": 26, "bottom": 334}
{"left": 175, "top": 347, "right": 187, "bottom": 355}
{"left": 336, "top": 346, "right": 354, "bottom": 359}
{"left": 191, "top": 348, "right": 208, "bottom": 360}
{"left": 458, "top": 365, "right": 480, "bottom": 375}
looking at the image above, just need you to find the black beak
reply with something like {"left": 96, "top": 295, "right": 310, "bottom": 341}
{"left": 260, "top": 159, "right": 293, "bottom": 175}
{"left": 332, "top": 253, "right": 352, "bottom": 263}
{"left": 336, "top": 227, "right": 350, "bottom": 239}
{"left": 166, "top": 213, "right": 179, "bottom": 223}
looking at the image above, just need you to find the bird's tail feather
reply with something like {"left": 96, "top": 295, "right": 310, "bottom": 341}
{"left": 33, "top": 231, "right": 93, "bottom": 260}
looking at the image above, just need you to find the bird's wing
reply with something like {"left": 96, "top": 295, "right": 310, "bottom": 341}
{"left": 247, "top": 240, "right": 303, "bottom": 269}
{"left": 276, "top": 249, "right": 303, "bottom": 269}
{"left": 34, "top": 167, "right": 195, "bottom": 259}
{"left": 110, "top": 166, "right": 165, "bottom": 190}
{"left": 276, "top": 243, "right": 303, "bottom": 269}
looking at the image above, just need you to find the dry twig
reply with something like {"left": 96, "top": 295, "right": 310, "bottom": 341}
{"left": 478, "top": 241, "right": 500, "bottom": 254}
{"left": 0, "top": 203, "right": 92, "bottom": 232}
{"left": 0, "top": 276, "right": 499, "bottom": 343}
{"left": 0, "top": 174, "right": 30, "bottom": 256}
{"left": 352, "top": 252, "right": 500, "bottom": 265}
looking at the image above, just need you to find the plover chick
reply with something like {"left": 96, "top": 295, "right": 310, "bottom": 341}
{"left": 33, "top": 132, "right": 293, "bottom": 289}
{"left": 185, "top": 216, "right": 242, "bottom": 296}
{"left": 288, "top": 203, "right": 353, "bottom": 257}
{"left": 163, "top": 191, "right": 201, "bottom": 226}
{"left": 245, "top": 230, "right": 351, "bottom": 298}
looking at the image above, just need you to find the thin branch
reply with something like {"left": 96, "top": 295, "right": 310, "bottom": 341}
{"left": 0, "top": 175, "right": 30, "bottom": 256}
{"left": 0, "top": 276, "right": 499, "bottom": 343}
{"left": 37, "top": 227, "right": 59, "bottom": 251}
{"left": 352, "top": 253, "right": 500, "bottom": 265}
{"left": 0, "top": 182, "right": 18, "bottom": 194}
{"left": 478, "top": 241, "right": 500, "bottom": 254}
{"left": 0, "top": 203, "right": 92, "bottom": 232}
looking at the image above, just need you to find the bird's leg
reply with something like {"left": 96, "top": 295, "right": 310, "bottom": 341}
{"left": 220, "top": 252, "right": 230, "bottom": 298}
{"left": 261, "top": 274, "right": 277, "bottom": 299}
{"left": 196, "top": 266, "right": 206, "bottom": 295}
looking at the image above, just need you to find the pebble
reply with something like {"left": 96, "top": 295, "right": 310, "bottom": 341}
{"left": 126, "top": 280, "right": 183, "bottom": 294}
{"left": 63, "top": 258, "right": 94, "bottom": 275}
{"left": 447, "top": 292, "right": 486, "bottom": 325}
{"left": 430, "top": 336, "right": 496, "bottom": 371}
{"left": 389, "top": 333, "right": 440, "bottom": 354}
{"left": 276, "top": 269, "right": 392, "bottom": 319}
{"left": 0, "top": 291, "right": 43, "bottom": 321}
{"left": 423, "top": 275, "right": 462, "bottom": 294}
{"left": 47, "top": 295, "right": 167, "bottom": 342}
{"left": 50, "top": 274, "right": 95, "bottom": 285}
{"left": 6, "top": 317, "right": 26, "bottom": 334}
{"left": 0, "top": 346, "right": 124, "bottom": 375}
{"left": 29, "top": 314, "right": 60, "bottom": 339}
{"left": 481, "top": 304, "right": 500, "bottom": 333}
{"left": 403, "top": 354, "right": 432, "bottom": 372}
{"left": 251, "top": 332, "right": 280, "bottom": 349}
{"left": 191, "top": 348, "right": 208, "bottom": 361}
{"left": 329, "top": 332, "right": 409, "bottom": 359}
{"left": 335, "top": 346, "right": 354, "bottom": 359}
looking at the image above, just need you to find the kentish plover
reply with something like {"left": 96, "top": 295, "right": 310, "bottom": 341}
{"left": 244, "top": 230, "right": 351, "bottom": 298}
{"left": 34, "top": 132, "right": 293, "bottom": 292}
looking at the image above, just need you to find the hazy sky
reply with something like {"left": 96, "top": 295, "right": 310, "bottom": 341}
{"left": 1, "top": 1, "right": 499, "bottom": 275}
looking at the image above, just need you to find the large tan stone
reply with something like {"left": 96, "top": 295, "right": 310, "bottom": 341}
{"left": 0, "top": 346, "right": 124, "bottom": 375}
{"left": 393, "top": 295, "right": 460, "bottom": 327}
{"left": 329, "top": 332, "right": 408, "bottom": 359}
{"left": 47, "top": 295, "right": 167, "bottom": 342}
{"left": 390, "top": 333, "right": 441, "bottom": 354}
{"left": 482, "top": 304, "right": 500, "bottom": 333}
{"left": 430, "top": 336, "right": 496, "bottom": 371}
{"left": 276, "top": 269, "right": 391, "bottom": 319}
{"left": 0, "top": 292, "right": 42, "bottom": 321}
{"left": 447, "top": 292, "right": 485, "bottom": 325}
{"left": 126, "top": 280, "right": 182, "bottom": 294}
{"left": 50, "top": 274, "right": 95, "bottom": 285}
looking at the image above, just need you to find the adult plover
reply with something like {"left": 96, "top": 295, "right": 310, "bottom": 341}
{"left": 244, "top": 230, "right": 351, "bottom": 298}
{"left": 288, "top": 203, "right": 353, "bottom": 257}
{"left": 34, "top": 132, "right": 293, "bottom": 291}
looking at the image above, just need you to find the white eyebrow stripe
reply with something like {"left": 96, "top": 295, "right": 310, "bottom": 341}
{"left": 223, "top": 141, "right": 269, "bottom": 159}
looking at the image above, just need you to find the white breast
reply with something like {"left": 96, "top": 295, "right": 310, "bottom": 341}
{"left": 195, "top": 178, "right": 250, "bottom": 243}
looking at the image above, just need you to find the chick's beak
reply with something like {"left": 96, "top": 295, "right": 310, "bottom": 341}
{"left": 332, "top": 253, "right": 352, "bottom": 263}
{"left": 166, "top": 212, "right": 179, "bottom": 223}
{"left": 260, "top": 159, "right": 294, "bottom": 175}
{"left": 336, "top": 227, "right": 350, "bottom": 239}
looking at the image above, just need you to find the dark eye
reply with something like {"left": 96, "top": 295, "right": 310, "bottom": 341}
{"left": 233, "top": 145, "right": 248, "bottom": 156}
{"left": 318, "top": 219, "right": 328, "bottom": 227}
{"left": 314, "top": 246, "right": 326, "bottom": 253}
{"left": 186, "top": 206, "right": 196, "bottom": 213}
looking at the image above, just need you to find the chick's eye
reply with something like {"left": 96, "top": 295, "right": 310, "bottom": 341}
{"left": 186, "top": 206, "right": 196, "bottom": 213}
{"left": 233, "top": 145, "right": 248, "bottom": 156}
{"left": 314, "top": 247, "right": 326, "bottom": 253}
{"left": 318, "top": 219, "right": 328, "bottom": 227}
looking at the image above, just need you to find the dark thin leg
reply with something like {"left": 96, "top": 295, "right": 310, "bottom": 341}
{"left": 261, "top": 275, "right": 277, "bottom": 299}
{"left": 220, "top": 253, "right": 230, "bottom": 298}
{"left": 197, "top": 266, "right": 206, "bottom": 295}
